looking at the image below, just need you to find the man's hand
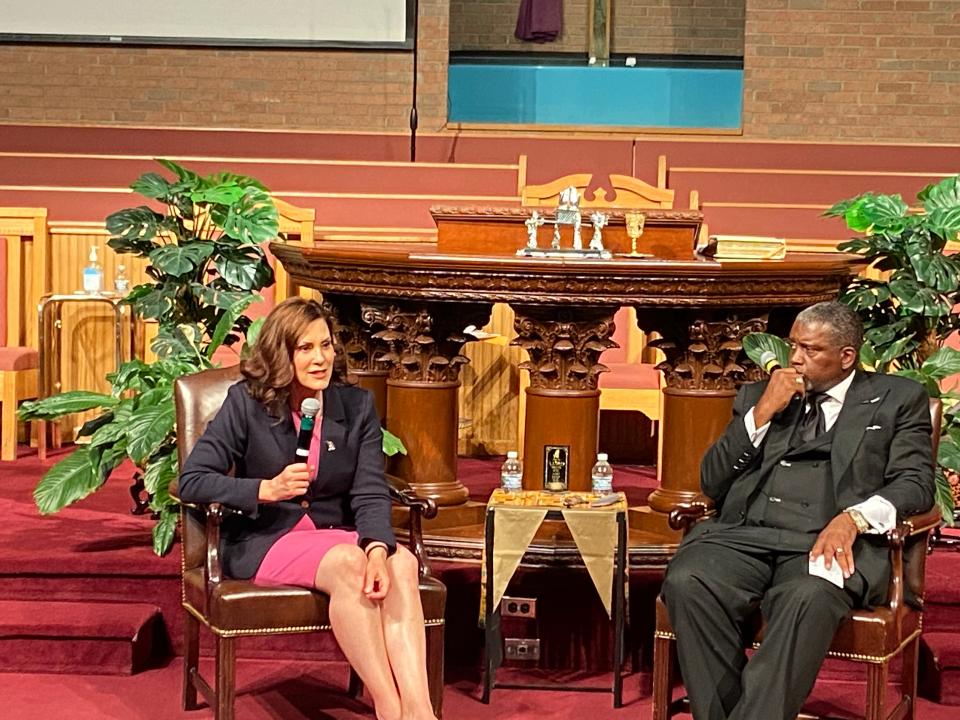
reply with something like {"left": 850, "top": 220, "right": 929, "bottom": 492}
{"left": 363, "top": 547, "right": 390, "bottom": 600}
{"left": 258, "top": 463, "right": 313, "bottom": 502}
{"left": 810, "top": 513, "right": 858, "bottom": 579}
{"left": 753, "top": 368, "right": 806, "bottom": 428}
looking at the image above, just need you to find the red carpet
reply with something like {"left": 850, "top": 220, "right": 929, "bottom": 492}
{"left": 1, "top": 443, "right": 960, "bottom": 717}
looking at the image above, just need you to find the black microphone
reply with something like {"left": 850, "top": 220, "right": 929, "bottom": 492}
{"left": 295, "top": 397, "right": 322, "bottom": 463}
{"left": 758, "top": 350, "right": 781, "bottom": 374}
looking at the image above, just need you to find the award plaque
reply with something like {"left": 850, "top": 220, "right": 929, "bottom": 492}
{"left": 543, "top": 445, "right": 570, "bottom": 492}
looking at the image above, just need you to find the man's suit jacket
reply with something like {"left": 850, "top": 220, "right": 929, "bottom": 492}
{"left": 178, "top": 380, "right": 396, "bottom": 580}
{"left": 687, "top": 370, "right": 934, "bottom": 605}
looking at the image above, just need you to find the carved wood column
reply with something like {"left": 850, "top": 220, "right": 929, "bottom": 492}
{"left": 324, "top": 295, "right": 391, "bottom": 423}
{"left": 635, "top": 309, "right": 767, "bottom": 538}
{"left": 512, "top": 305, "right": 618, "bottom": 492}
{"left": 371, "top": 301, "right": 492, "bottom": 506}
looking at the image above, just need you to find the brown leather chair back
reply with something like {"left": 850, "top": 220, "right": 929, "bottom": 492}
{"left": 173, "top": 365, "right": 243, "bottom": 572}
{"left": 904, "top": 397, "right": 943, "bottom": 601}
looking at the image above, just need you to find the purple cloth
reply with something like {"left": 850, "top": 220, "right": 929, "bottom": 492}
{"left": 515, "top": 0, "right": 562, "bottom": 43}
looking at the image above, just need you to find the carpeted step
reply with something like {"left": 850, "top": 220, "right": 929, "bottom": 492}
{"left": 0, "top": 600, "right": 165, "bottom": 675}
{"left": 920, "top": 632, "right": 960, "bottom": 705}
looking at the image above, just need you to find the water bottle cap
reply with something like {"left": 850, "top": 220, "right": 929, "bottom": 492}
{"left": 596, "top": 453, "right": 608, "bottom": 461}
{"left": 506, "top": 451, "right": 518, "bottom": 459}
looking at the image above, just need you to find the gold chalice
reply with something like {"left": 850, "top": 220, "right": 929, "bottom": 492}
{"left": 617, "top": 210, "right": 652, "bottom": 258}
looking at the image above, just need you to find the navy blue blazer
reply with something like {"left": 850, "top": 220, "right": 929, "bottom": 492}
{"left": 178, "top": 380, "right": 396, "bottom": 580}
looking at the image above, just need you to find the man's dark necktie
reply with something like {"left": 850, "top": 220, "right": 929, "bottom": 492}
{"left": 797, "top": 392, "right": 829, "bottom": 442}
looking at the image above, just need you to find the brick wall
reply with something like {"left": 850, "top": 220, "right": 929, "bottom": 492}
{"left": 744, "top": 0, "right": 960, "bottom": 141}
{"left": 3, "top": 1, "right": 960, "bottom": 143}
{"left": 449, "top": 0, "right": 744, "bottom": 57}
{"left": 0, "top": 0, "right": 449, "bottom": 132}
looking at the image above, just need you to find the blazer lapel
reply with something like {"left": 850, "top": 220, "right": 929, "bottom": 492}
{"left": 268, "top": 410, "right": 297, "bottom": 465}
{"left": 318, "top": 385, "right": 350, "bottom": 481}
{"left": 831, "top": 371, "right": 886, "bottom": 488}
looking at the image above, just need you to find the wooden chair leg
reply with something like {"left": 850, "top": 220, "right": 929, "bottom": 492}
{"left": 426, "top": 623, "right": 445, "bottom": 719}
{"left": 865, "top": 661, "right": 889, "bottom": 720}
{"left": 347, "top": 668, "right": 363, "bottom": 699}
{"left": 1, "top": 383, "right": 17, "bottom": 461}
{"left": 215, "top": 635, "right": 236, "bottom": 720}
{"left": 652, "top": 634, "right": 675, "bottom": 720}
{"left": 901, "top": 637, "right": 920, "bottom": 720}
{"left": 182, "top": 612, "right": 200, "bottom": 710}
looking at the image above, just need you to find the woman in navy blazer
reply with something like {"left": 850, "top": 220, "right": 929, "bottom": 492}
{"left": 179, "top": 297, "right": 438, "bottom": 720}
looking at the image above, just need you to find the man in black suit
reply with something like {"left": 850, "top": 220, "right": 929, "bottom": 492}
{"left": 661, "top": 301, "right": 935, "bottom": 720}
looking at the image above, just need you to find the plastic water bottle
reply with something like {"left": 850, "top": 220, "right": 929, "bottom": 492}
{"left": 113, "top": 264, "right": 129, "bottom": 295}
{"left": 500, "top": 451, "right": 523, "bottom": 492}
{"left": 591, "top": 453, "right": 613, "bottom": 494}
{"left": 82, "top": 246, "right": 103, "bottom": 294}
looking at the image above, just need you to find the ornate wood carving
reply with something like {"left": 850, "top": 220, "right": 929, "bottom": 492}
{"left": 363, "top": 302, "right": 492, "bottom": 383}
{"left": 512, "top": 306, "right": 618, "bottom": 391}
{"left": 643, "top": 312, "right": 769, "bottom": 391}
{"left": 322, "top": 295, "right": 391, "bottom": 374}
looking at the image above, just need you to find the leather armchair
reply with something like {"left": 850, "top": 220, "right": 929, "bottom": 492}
{"left": 651, "top": 398, "right": 943, "bottom": 720}
{"left": 172, "top": 365, "right": 446, "bottom": 720}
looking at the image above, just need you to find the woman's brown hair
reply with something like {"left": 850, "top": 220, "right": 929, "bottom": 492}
{"left": 241, "top": 297, "right": 348, "bottom": 418}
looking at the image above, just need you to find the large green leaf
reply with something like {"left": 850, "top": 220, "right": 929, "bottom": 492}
{"left": 33, "top": 448, "right": 103, "bottom": 514}
{"left": 220, "top": 187, "right": 280, "bottom": 245}
{"left": 742, "top": 332, "right": 791, "bottom": 372}
{"left": 18, "top": 391, "right": 117, "bottom": 420}
{"left": 843, "top": 193, "right": 909, "bottom": 233}
{"left": 934, "top": 468, "right": 957, "bottom": 525}
{"left": 842, "top": 283, "right": 891, "bottom": 312}
{"left": 921, "top": 347, "right": 960, "bottom": 381}
{"left": 214, "top": 248, "right": 274, "bottom": 290}
{"left": 151, "top": 324, "right": 206, "bottom": 360}
{"left": 105, "top": 206, "right": 165, "bottom": 250}
{"left": 130, "top": 172, "right": 174, "bottom": 200}
{"left": 148, "top": 242, "right": 214, "bottom": 277}
{"left": 152, "top": 507, "right": 179, "bottom": 556}
{"left": 129, "top": 285, "right": 175, "bottom": 321}
{"left": 910, "top": 252, "right": 960, "bottom": 293}
{"left": 143, "top": 450, "right": 178, "bottom": 495}
{"left": 382, "top": 428, "right": 407, "bottom": 456}
{"left": 126, "top": 402, "right": 176, "bottom": 464}
{"left": 920, "top": 175, "right": 960, "bottom": 211}
{"left": 208, "top": 294, "right": 260, "bottom": 357}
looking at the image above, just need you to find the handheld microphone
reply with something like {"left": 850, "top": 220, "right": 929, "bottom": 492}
{"left": 295, "top": 397, "right": 322, "bottom": 463}
{"left": 758, "top": 350, "right": 782, "bottom": 374}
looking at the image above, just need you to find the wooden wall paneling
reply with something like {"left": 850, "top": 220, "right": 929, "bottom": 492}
{"left": 458, "top": 303, "right": 522, "bottom": 457}
{"left": 44, "top": 227, "right": 149, "bottom": 439}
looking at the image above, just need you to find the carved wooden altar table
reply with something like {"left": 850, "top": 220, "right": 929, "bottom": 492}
{"left": 271, "top": 231, "right": 863, "bottom": 549}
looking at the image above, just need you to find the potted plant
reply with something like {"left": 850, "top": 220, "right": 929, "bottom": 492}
{"left": 745, "top": 174, "right": 960, "bottom": 522}
{"left": 19, "top": 160, "right": 278, "bottom": 554}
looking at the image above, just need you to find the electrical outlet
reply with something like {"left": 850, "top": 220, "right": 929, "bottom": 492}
{"left": 501, "top": 596, "right": 537, "bottom": 619}
{"left": 504, "top": 638, "right": 540, "bottom": 661}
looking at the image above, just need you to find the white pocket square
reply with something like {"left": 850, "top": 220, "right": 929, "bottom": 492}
{"left": 866, "top": 425, "right": 882, "bottom": 431}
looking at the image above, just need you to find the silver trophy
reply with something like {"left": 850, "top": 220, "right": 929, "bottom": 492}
{"left": 525, "top": 211, "right": 545, "bottom": 249}
{"left": 589, "top": 211, "right": 608, "bottom": 252}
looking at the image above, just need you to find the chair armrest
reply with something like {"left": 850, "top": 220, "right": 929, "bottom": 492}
{"left": 668, "top": 501, "right": 715, "bottom": 534}
{"left": 386, "top": 472, "right": 436, "bottom": 579}
{"left": 884, "top": 506, "right": 942, "bottom": 621}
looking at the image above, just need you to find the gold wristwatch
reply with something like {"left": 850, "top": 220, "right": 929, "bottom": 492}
{"left": 845, "top": 508, "right": 870, "bottom": 534}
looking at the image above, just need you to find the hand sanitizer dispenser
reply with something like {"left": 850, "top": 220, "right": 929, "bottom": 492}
{"left": 83, "top": 246, "right": 103, "bottom": 294}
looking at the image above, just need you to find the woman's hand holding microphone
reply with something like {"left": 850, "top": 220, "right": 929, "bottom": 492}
{"left": 258, "top": 463, "right": 314, "bottom": 502}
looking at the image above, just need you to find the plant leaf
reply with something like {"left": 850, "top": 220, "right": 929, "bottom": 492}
{"left": 921, "top": 347, "right": 960, "bottom": 381}
{"left": 18, "top": 391, "right": 117, "bottom": 420}
{"left": 33, "top": 448, "right": 103, "bottom": 514}
{"left": 152, "top": 507, "right": 179, "bottom": 556}
{"left": 934, "top": 468, "right": 957, "bottom": 524}
{"left": 382, "top": 427, "right": 407, "bottom": 456}
{"left": 148, "top": 242, "right": 214, "bottom": 277}
{"left": 126, "top": 402, "right": 176, "bottom": 464}
{"left": 742, "top": 332, "right": 791, "bottom": 372}
{"left": 208, "top": 294, "right": 260, "bottom": 357}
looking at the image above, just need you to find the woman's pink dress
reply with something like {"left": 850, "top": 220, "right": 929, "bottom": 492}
{"left": 253, "top": 409, "right": 359, "bottom": 588}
